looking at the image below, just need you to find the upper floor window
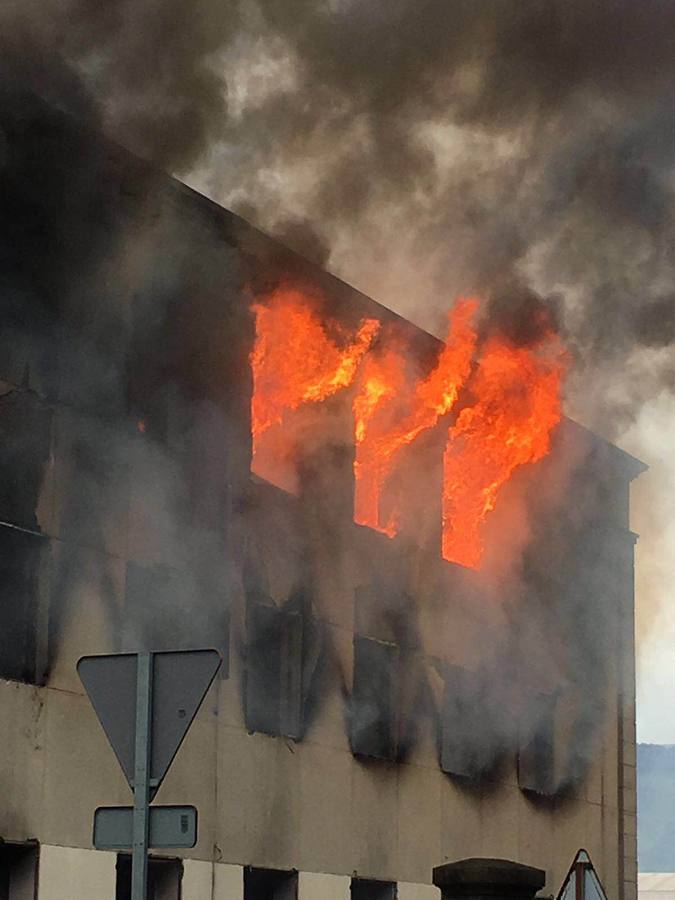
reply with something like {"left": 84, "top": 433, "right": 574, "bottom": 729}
{"left": 440, "top": 665, "right": 502, "bottom": 780}
{"left": 350, "top": 634, "right": 398, "bottom": 761}
{"left": 244, "top": 590, "right": 321, "bottom": 741}
{"left": 518, "top": 691, "right": 557, "bottom": 797}
{"left": 0, "top": 525, "right": 49, "bottom": 684}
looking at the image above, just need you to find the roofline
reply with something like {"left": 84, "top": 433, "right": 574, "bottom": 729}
{"left": 561, "top": 419, "right": 648, "bottom": 481}
{"left": 1, "top": 86, "right": 648, "bottom": 482}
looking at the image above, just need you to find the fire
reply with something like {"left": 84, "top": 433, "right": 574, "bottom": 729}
{"left": 250, "top": 286, "right": 379, "bottom": 484}
{"left": 442, "top": 330, "right": 568, "bottom": 568}
{"left": 249, "top": 286, "right": 567, "bottom": 571}
{"left": 352, "top": 347, "right": 409, "bottom": 535}
{"left": 353, "top": 299, "right": 479, "bottom": 536}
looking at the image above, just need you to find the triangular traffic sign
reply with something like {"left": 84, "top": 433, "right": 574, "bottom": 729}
{"left": 78, "top": 649, "right": 221, "bottom": 798}
{"left": 78, "top": 652, "right": 137, "bottom": 786}
{"left": 557, "top": 849, "right": 608, "bottom": 900}
{"left": 150, "top": 649, "right": 221, "bottom": 793}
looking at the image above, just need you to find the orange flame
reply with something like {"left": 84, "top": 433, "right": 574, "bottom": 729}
{"left": 353, "top": 299, "right": 479, "bottom": 536}
{"left": 352, "top": 347, "right": 409, "bottom": 535}
{"left": 442, "top": 330, "right": 568, "bottom": 568}
{"left": 251, "top": 287, "right": 379, "bottom": 480}
{"left": 250, "top": 286, "right": 567, "bottom": 571}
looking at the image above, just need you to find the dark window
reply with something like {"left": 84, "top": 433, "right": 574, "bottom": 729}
{"left": 0, "top": 389, "right": 52, "bottom": 532}
{"left": 244, "top": 867, "right": 297, "bottom": 900}
{"left": 350, "top": 635, "right": 398, "bottom": 760}
{"left": 244, "top": 601, "right": 304, "bottom": 739}
{"left": 245, "top": 601, "right": 281, "bottom": 734}
{"left": 0, "top": 525, "right": 49, "bottom": 684}
{"left": 127, "top": 309, "right": 245, "bottom": 537}
{"left": 518, "top": 692, "right": 556, "bottom": 796}
{"left": 115, "top": 855, "right": 182, "bottom": 900}
{"left": 123, "top": 562, "right": 229, "bottom": 670}
{"left": 441, "top": 666, "right": 498, "bottom": 780}
{"left": 279, "top": 609, "right": 304, "bottom": 739}
{"left": 351, "top": 878, "right": 397, "bottom": 900}
{"left": 0, "top": 841, "right": 39, "bottom": 900}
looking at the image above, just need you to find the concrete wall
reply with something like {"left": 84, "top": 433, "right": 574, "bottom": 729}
{"left": 298, "top": 873, "right": 350, "bottom": 900}
{"left": 38, "top": 846, "right": 116, "bottom": 900}
{"left": 0, "top": 359, "right": 638, "bottom": 900}
{"left": 33, "top": 848, "right": 437, "bottom": 900}
{"left": 0, "top": 632, "right": 630, "bottom": 898}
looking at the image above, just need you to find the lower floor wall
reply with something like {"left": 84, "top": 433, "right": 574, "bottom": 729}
{"left": 39, "top": 846, "right": 116, "bottom": 899}
{"left": 35, "top": 846, "right": 442, "bottom": 900}
{"left": 0, "top": 670, "right": 634, "bottom": 900}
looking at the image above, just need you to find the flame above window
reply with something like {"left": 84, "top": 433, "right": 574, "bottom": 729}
{"left": 250, "top": 286, "right": 567, "bottom": 569}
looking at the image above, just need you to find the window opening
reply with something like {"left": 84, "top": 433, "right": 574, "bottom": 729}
{"left": 244, "top": 588, "right": 315, "bottom": 740}
{"left": 244, "top": 866, "right": 297, "bottom": 900}
{"left": 0, "top": 841, "right": 39, "bottom": 900}
{"left": 351, "top": 877, "right": 397, "bottom": 900}
{"left": 0, "top": 526, "right": 49, "bottom": 685}
{"left": 441, "top": 665, "right": 497, "bottom": 780}
{"left": 518, "top": 691, "right": 556, "bottom": 796}
{"left": 350, "top": 634, "right": 398, "bottom": 760}
{"left": 115, "top": 854, "right": 182, "bottom": 900}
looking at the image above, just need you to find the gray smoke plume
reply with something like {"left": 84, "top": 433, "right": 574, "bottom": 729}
{"left": 3, "top": 1, "right": 675, "bottom": 430}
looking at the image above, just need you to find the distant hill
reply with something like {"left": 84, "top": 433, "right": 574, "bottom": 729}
{"left": 638, "top": 744, "right": 675, "bottom": 871}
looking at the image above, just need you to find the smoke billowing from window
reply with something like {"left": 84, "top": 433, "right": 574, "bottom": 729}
{"left": 0, "top": 2, "right": 667, "bottom": 724}
{"left": 3, "top": 0, "right": 674, "bottom": 431}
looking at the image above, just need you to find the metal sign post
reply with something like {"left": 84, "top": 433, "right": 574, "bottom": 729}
{"left": 78, "top": 648, "right": 222, "bottom": 900}
{"left": 131, "top": 652, "right": 152, "bottom": 900}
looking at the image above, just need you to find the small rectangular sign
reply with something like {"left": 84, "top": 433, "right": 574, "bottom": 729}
{"left": 93, "top": 805, "right": 198, "bottom": 850}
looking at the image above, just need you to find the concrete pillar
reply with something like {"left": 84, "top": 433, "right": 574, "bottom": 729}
{"left": 214, "top": 862, "right": 244, "bottom": 900}
{"left": 433, "top": 859, "right": 545, "bottom": 900}
{"left": 398, "top": 885, "right": 441, "bottom": 900}
{"left": 298, "top": 871, "right": 351, "bottom": 900}
{"left": 38, "top": 845, "right": 116, "bottom": 900}
{"left": 183, "top": 860, "right": 215, "bottom": 899}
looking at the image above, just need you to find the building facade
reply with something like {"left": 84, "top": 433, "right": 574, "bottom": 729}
{"left": 0, "top": 92, "right": 643, "bottom": 900}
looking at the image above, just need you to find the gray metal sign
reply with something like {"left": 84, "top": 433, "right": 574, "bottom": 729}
{"left": 77, "top": 648, "right": 222, "bottom": 798}
{"left": 94, "top": 805, "right": 198, "bottom": 850}
{"left": 78, "top": 648, "right": 222, "bottom": 900}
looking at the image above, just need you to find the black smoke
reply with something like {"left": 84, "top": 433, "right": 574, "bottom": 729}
{"left": 2, "top": 0, "right": 672, "bottom": 431}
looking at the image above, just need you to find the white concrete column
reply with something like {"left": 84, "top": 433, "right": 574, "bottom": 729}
{"left": 298, "top": 871, "right": 351, "bottom": 900}
{"left": 38, "top": 845, "right": 116, "bottom": 900}
{"left": 182, "top": 859, "right": 215, "bottom": 900}
{"left": 397, "top": 884, "right": 441, "bottom": 900}
{"left": 213, "top": 862, "right": 244, "bottom": 900}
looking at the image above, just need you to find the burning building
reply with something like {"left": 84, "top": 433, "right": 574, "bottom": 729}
{"left": 0, "top": 92, "right": 644, "bottom": 900}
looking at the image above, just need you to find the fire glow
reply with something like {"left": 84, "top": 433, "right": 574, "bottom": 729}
{"left": 250, "top": 286, "right": 567, "bottom": 569}
{"left": 250, "top": 289, "right": 379, "bottom": 442}
{"left": 353, "top": 299, "right": 478, "bottom": 538}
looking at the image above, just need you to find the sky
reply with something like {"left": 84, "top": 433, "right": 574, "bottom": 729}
{"left": 622, "top": 393, "right": 675, "bottom": 744}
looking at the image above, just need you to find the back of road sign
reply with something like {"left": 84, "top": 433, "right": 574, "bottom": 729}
{"left": 94, "top": 805, "right": 198, "bottom": 850}
{"left": 77, "top": 649, "right": 221, "bottom": 796}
